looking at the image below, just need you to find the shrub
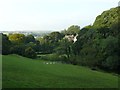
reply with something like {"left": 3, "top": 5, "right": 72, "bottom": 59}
{"left": 24, "top": 47, "right": 36, "bottom": 59}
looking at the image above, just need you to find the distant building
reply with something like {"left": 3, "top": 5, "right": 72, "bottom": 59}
{"left": 64, "top": 34, "right": 78, "bottom": 43}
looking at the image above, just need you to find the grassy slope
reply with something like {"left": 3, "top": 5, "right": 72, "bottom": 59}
{"left": 2, "top": 55, "right": 118, "bottom": 88}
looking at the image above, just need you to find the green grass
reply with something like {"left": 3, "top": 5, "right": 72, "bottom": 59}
{"left": 2, "top": 55, "right": 118, "bottom": 88}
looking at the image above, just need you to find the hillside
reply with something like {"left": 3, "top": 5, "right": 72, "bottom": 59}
{"left": 2, "top": 55, "right": 118, "bottom": 88}
{"left": 93, "top": 7, "right": 119, "bottom": 28}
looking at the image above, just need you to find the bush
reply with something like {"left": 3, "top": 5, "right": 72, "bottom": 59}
{"left": 102, "top": 55, "right": 119, "bottom": 71}
{"left": 37, "top": 54, "right": 68, "bottom": 63}
{"left": 24, "top": 47, "right": 36, "bottom": 59}
{"left": 10, "top": 45, "right": 25, "bottom": 56}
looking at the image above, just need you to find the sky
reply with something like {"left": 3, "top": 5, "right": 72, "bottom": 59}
{"left": 0, "top": 0, "right": 119, "bottom": 31}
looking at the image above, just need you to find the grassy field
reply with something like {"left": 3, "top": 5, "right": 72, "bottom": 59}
{"left": 2, "top": 55, "right": 118, "bottom": 88}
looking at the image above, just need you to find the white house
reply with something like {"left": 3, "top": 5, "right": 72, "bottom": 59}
{"left": 64, "top": 34, "right": 78, "bottom": 43}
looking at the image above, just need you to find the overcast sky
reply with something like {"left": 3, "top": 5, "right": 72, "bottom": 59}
{"left": 0, "top": 0, "right": 119, "bottom": 31}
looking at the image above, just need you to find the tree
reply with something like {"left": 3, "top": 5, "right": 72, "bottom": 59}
{"left": 74, "top": 25, "right": 96, "bottom": 55}
{"left": 10, "top": 44, "right": 25, "bottom": 56}
{"left": 25, "top": 35, "right": 36, "bottom": 43}
{"left": 24, "top": 47, "right": 36, "bottom": 59}
{"left": 80, "top": 46, "right": 98, "bottom": 67}
{"left": 56, "top": 39, "right": 72, "bottom": 61}
{"left": 2, "top": 34, "right": 11, "bottom": 55}
{"left": 102, "top": 55, "right": 119, "bottom": 71}
{"left": 9, "top": 34, "right": 25, "bottom": 44}
{"left": 110, "top": 21, "right": 120, "bottom": 37}
{"left": 96, "top": 26, "right": 110, "bottom": 38}
{"left": 37, "top": 32, "right": 64, "bottom": 54}
{"left": 0, "top": 33, "right": 2, "bottom": 54}
{"left": 66, "top": 25, "right": 80, "bottom": 35}
{"left": 49, "top": 32, "right": 64, "bottom": 43}
{"left": 100, "top": 36, "right": 119, "bottom": 71}
{"left": 100, "top": 36, "right": 118, "bottom": 56}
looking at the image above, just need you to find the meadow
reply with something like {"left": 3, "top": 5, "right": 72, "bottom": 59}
{"left": 2, "top": 55, "right": 118, "bottom": 88}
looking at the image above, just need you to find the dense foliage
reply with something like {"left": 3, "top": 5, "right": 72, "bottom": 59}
{"left": 72, "top": 7, "right": 119, "bottom": 73}
{"left": 2, "top": 34, "right": 38, "bottom": 58}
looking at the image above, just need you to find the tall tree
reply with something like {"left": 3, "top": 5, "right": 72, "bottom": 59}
{"left": 9, "top": 34, "right": 25, "bottom": 44}
{"left": 25, "top": 35, "right": 36, "bottom": 43}
{"left": 2, "top": 34, "right": 11, "bottom": 55}
{"left": 66, "top": 25, "right": 80, "bottom": 35}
